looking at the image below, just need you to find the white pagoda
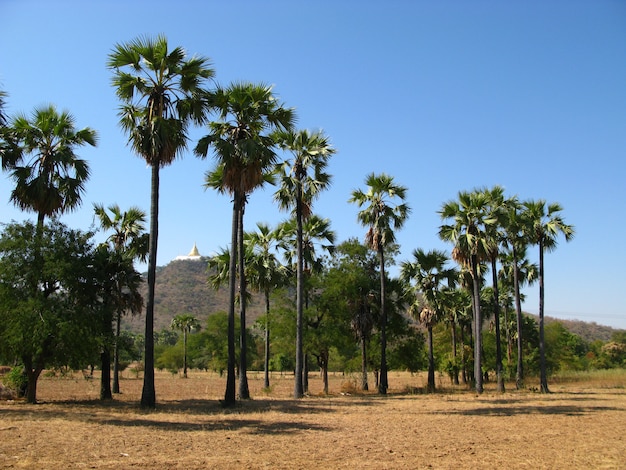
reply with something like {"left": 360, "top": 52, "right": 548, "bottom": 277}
{"left": 174, "top": 242, "right": 203, "bottom": 261}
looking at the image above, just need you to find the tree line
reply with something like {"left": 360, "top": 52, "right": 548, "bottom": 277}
{"left": 1, "top": 36, "right": 621, "bottom": 407}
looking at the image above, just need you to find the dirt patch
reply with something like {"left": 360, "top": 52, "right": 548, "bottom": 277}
{"left": 0, "top": 370, "right": 624, "bottom": 469}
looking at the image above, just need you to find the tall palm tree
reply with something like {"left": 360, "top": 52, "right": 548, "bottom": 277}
{"left": 500, "top": 197, "right": 530, "bottom": 388}
{"left": 93, "top": 203, "right": 148, "bottom": 393}
{"left": 523, "top": 200, "right": 574, "bottom": 393}
{"left": 439, "top": 189, "right": 493, "bottom": 394}
{"left": 8, "top": 105, "right": 96, "bottom": 228}
{"left": 401, "top": 248, "right": 456, "bottom": 393}
{"left": 196, "top": 82, "right": 294, "bottom": 405}
{"left": 483, "top": 186, "right": 507, "bottom": 392}
{"left": 499, "top": 237, "right": 538, "bottom": 388}
{"left": 274, "top": 129, "right": 335, "bottom": 398}
{"left": 108, "top": 35, "right": 214, "bottom": 408}
{"left": 245, "top": 223, "right": 287, "bottom": 389}
{"left": 171, "top": 314, "right": 201, "bottom": 378}
{"left": 349, "top": 173, "right": 410, "bottom": 394}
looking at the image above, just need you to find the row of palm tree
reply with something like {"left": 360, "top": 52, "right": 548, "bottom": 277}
{"left": 438, "top": 186, "right": 574, "bottom": 394}
{"left": 1, "top": 35, "right": 574, "bottom": 406}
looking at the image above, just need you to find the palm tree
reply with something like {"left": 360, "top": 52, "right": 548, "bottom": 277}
{"left": 108, "top": 35, "right": 214, "bottom": 408}
{"left": 171, "top": 314, "right": 201, "bottom": 378}
{"left": 401, "top": 248, "right": 456, "bottom": 393}
{"left": 93, "top": 203, "right": 148, "bottom": 393}
{"left": 349, "top": 173, "right": 410, "bottom": 394}
{"left": 439, "top": 189, "right": 493, "bottom": 394}
{"left": 483, "top": 186, "right": 507, "bottom": 392}
{"left": 277, "top": 214, "right": 335, "bottom": 393}
{"left": 440, "top": 287, "right": 470, "bottom": 385}
{"left": 523, "top": 200, "right": 574, "bottom": 393}
{"left": 274, "top": 129, "right": 335, "bottom": 398}
{"left": 8, "top": 105, "right": 96, "bottom": 228}
{"left": 245, "top": 223, "right": 287, "bottom": 389}
{"left": 196, "top": 82, "right": 294, "bottom": 405}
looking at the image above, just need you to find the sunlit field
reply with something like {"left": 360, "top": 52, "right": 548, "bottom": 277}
{"left": 1, "top": 369, "right": 625, "bottom": 469}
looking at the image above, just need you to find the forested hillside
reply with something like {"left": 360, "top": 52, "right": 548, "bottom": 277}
{"left": 122, "top": 260, "right": 623, "bottom": 342}
{"left": 543, "top": 316, "right": 619, "bottom": 343}
{"left": 122, "top": 259, "right": 266, "bottom": 333}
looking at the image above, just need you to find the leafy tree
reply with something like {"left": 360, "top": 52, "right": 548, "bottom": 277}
{"left": 93, "top": 203, "right": 147, "bottom": 393}
{"left": 197, "top": 82, "right": 294, "bottom": 405}
{"left": 170, "top": 314, "right": 201, "bottom": 377}
{"left": 108, "top": 35, "right": 214, "bottom": 408}
{"left": 307, "top": 270, "right": 354, "bottom": 394}
{"left": 7, "top": 105, "right": 96, "bottom": 228}
{"left": 274, "top": 128, "right": 335, "bottom": 398}
{"left": 330, "top": 239, "right": 379, "bottom": 390}
{"left": 350, "top": 173, "right": 410, "bottom": 394}
{"left": 439, "top": 189, "right": 493, "bottom": 394}
{"left": 523, "top": 200, "right": 574, "bottom": 393}
{"left": 0, "top": 221, "right": 102, "bottom": 403}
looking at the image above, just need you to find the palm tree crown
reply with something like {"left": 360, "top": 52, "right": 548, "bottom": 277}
{"left": 8, "top": 105, "right": 96, "bottom": 226}
{"left": 108, "top": 35, "right": 214, "bottom": 167}
{"left": 349, "top": 173, "right": 410, "bottom": 252}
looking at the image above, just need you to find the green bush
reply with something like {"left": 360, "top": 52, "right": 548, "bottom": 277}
{"left": 2, "top": 367, "right": 27, "bottom": 393}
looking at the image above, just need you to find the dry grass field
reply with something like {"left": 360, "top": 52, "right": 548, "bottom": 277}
{"left": 1, "top": 369, "right": 625, "bottom": 469}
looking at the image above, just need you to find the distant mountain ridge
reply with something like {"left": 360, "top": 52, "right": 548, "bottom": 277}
{"left": 123, "top": 259, "right": 623, "bottom": 342}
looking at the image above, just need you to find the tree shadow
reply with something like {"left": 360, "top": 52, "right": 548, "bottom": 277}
{"left": 443, "top": 404, "right": 622, "bottom": 416}
{"left": 0, "top": 395, "right": 380, "bottom": 434}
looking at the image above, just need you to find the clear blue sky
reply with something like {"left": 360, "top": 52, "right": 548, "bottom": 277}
{"left": 1, "top": 1, "right": 625, "bottom": 329}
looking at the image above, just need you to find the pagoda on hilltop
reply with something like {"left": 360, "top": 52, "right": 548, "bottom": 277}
{"left": 174, "top": 242, "right": 203, "bottom": 261}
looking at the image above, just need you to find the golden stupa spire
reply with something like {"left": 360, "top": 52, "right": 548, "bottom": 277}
{"left": 188, "top": 242, "right": 200, "bottom": 257}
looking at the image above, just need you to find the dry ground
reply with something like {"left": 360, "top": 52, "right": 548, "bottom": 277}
{"left": 1, "top": 369, "right": 625, "bottom": 469}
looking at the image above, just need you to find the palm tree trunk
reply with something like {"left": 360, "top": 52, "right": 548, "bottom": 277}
{"left": 427, "top": 326, "right": 435, "bottom": 393}
{"left": 470, "top": 254, "right": 483, "bottom": 394}
{"left": 238, "top": 202, "right": 250, "bottom": 399}
{"left": 538, "top": 240, "right": 549, "bottom": 393}
{"left": 141, "top": 163, "right": 159, "bottom": 409}
{"left": 264, "top": 289, "right": 271, "bottom": 389}
{"left": 451, "top": 319, "right": 459, "bottom": 385}
{"left": 513, "top": 246, "right": 524, "bottom": 389}
{"left": 294, "top": 188, "right": 304, "bottom": 398}
{"left": 321, "top": 350, "right": 329, "bottom": 395}
{"left": 183, "top": 329, "right": 188, "bottom": 378}
{"left": 460, "top": 323, "right": 468, "bottom": 384}
{"left": 491, "top": 257, "right": 505, "bottom": 393}
{"left": 303, "top": 354, "right": 309, "bottom": 394}
{"left": 378, "top": 246, "right": 388, "bottom": 394}
{"left": 100, "top": 346, "right": 112, "bottom": 400}
{"left": 112, "top": 311, "right": 121, "bottom": 393}
{"left": 223, "top": 196, "right": 239, "bottom": 406}
{"left": 361, "top": 335, "right": 368, "bottom": 391}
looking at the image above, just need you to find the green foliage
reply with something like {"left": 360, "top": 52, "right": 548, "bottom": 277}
{"left": 0, "top": 220, "right": 115, "bottom": 401}
{"left": 2, "top": 367, "right": 27, "bottom": 393}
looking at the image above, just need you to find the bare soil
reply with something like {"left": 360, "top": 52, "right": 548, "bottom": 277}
{"left": 1, "top": 370, "right": 625, "bottom": 469}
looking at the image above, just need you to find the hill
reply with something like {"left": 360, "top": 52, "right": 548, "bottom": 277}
{"left": 122, "top": 258, "right": 265, "bottom": 334}
{"left": 543, "top": 316, "right": 620, "bottom": 343}
{"left": 122, "top": 259, "right": 623, "bottom": 342}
